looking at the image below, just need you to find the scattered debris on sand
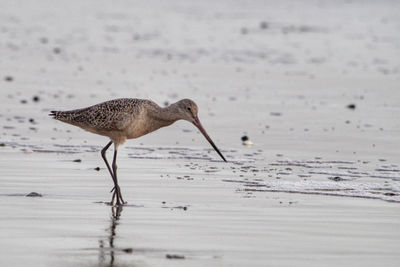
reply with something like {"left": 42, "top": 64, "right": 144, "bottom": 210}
{"left": 347, "top": 104, "right": 356, "bottom": 110}
{"left": 26, "top": 192, "right": 42, "bottom": 197}
{"left": 166, "top": 254, "right": 185, "bottom": 259}
{"left": 241, "top": 135, "right": 253, "bottom": 147}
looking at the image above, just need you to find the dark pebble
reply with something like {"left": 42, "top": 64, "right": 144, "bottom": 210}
{"left": 29, "top": 118, "right": 35, "bottom": 123}
{"left": 94, "top": 167, "right": 100, "bottom": 171}
{"left": 40, "top": 37, "right": 48, "bottom": 44}
{"left": 241, "top": 135, "right": 249, "bottom": 142}
{"left": 166, "top": 254, "right": 185, "bottom": 260}
{"left": 53, "top": 47, "right": 61, "bottom": 54}
{"left": 32, "top": 96, "right": 40, "bottom": 102}
{"left": 26, "top": 192, "right": 42, "bottom": 197}
{"left": 384, "top": 192, "right": 396, "bottom": 196}
{"left": 329, "top": 176, "right": 346, "bottom": 181}
{"left": 122, "top": 248, "right": 133, "bottom": 253}
{"left": 20, "top": 100, "right": 27, "bottom": 104}
{"left": 5, "top": 76, "right": 13, "bottom": 82}
{"left": 260, "top": 21, "right": 269, "bottom": 29}
{"left": 0, "top": 143, "right": 5, "bottom": 147}
{"left": 73, "top": 159, "right": 82, "bottom": 163}
{"left": 347, "top": 104, "right": 356, "bottom": 110}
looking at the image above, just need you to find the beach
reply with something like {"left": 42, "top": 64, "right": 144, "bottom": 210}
{"left": 0, "top": 0, "right": 399, "bottom": 266}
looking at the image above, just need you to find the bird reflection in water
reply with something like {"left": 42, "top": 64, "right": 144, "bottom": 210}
{"left": 98, "top": 206, "right": 132, "bottom": 267}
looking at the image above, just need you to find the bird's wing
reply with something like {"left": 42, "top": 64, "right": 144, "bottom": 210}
{"left": 90, "top": 101, "right": 142, "bottom": 131}
{"left": 54, "top": 98, "right": 142, "bottom": 132}
{"left": 98, "top": 111, "right": 134, "bottom": 131}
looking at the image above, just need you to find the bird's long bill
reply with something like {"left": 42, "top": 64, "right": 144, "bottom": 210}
{"left": 193, "top": 117, "right": 227, "bottom": 162}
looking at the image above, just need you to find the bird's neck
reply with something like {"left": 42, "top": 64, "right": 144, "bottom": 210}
{"left": 148, "top": 103, "right": 180, "bottom": 126}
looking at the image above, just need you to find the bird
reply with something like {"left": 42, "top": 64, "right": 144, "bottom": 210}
{"left": 50, "top": 98, "right": 226, "bottom": 206}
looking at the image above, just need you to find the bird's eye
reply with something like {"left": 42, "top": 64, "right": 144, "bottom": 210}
{"left": 186, "top": 107, "right": 191, "bottom": 112}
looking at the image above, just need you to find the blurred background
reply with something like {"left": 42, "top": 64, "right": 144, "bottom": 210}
{"left": 0, "top": 1, "right": 399, "bottom": 266}
{"left": 1, "top": 0, "right": 399, "bottom": 156}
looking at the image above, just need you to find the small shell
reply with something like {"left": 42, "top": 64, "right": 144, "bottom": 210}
{"left": 243, "top": 140, "right": 253, "bottom": 147}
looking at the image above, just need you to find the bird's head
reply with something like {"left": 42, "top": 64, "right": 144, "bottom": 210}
{"left": 175, "top": 98, "right": 199, "bottom": 123}
{"left": 174, "top": 99, "right": 226, "bottom": 162}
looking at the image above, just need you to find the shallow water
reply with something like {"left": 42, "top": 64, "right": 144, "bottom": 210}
{"left": 1, "top": 151, "right": 400, "bottom": 267}
{"left": 3, "top": 141, "right": 400, "bottom": 202}
{"left": 1, "top": 0, "right": 400, "bottom": 266}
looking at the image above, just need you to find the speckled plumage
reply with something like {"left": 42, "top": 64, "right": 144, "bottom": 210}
{"left": 50, "top": 98, "right": 178, "bottom": 146}
{"left": 51, "top": 98, "right": 143, "bottom": 131}
{"left": 50, "top": 97, "right": 225, "bottom": 206}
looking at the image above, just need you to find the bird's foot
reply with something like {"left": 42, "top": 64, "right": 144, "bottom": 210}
{"left": 110, "top": 188, "right": 126, "bottom": 206}
{"left": 110, "top": 186, "right": 125, "bottom": 200}
{"left": 115, "top": 195, "right": 127, "bottom": 206}
{"left": 106, "top": 193, "right": 116, "bottom": 206}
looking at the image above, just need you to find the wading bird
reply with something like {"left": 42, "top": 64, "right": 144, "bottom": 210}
{"left": 50, "top": 98, "right": 226, "bottom": 205}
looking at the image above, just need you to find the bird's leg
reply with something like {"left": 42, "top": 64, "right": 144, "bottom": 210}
{"left": 112, "top": 145, "right": 126, "bottom": 205}
{"left": 110, "top": 190, "right": 116, "bottom": 205}
{"left": 101, "top": 141, "right": 119, "bottom": 205}
{"left": 101, "top": 141, "right": 114, "bottom": 177}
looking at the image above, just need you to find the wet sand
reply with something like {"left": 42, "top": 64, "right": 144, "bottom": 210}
{"left": 1, "top": 151, "right": 400, "bottom": 267}
{"left": 1, "top": 0, "right": 400, "bottom": 266}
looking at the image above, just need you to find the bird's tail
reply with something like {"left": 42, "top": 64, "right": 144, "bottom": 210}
{"left": 49, "top": 110, "right": 69, "bottom": 121}
{"left": 49, "top": 110, "right": 83, "bottom": 125}
{"left": 49, "top": 110, "right": 59, "bottom": 119}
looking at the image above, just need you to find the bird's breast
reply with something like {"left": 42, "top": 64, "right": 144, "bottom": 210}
{"left": 125, "top": 112, "right": 170, "bottom": 139}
